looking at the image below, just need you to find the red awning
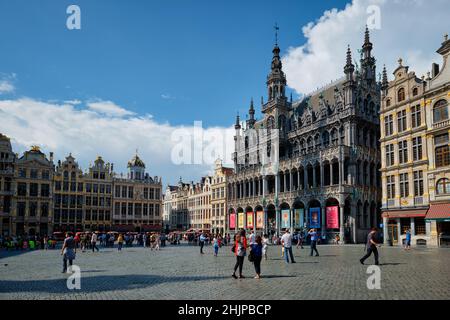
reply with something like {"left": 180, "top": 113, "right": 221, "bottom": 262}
{"left": 426, "top": 203, "right": 450, "bottom": 220}
{"left": 382, "top": 209, "right": 427, "bottom": 219}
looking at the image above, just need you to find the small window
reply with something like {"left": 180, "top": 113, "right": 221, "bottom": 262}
{"left": 386, "top": 99, "right": 391, "bottom": 107}
{"left": 433, "top": 100, "right": 448, "bottom": 123}
{"left": 398, "top": 88, "right": 405, "bottom": 102}
{"left": 437, "top": 178, "right": 450, "bottom": 195}
{"left": 412, "top": 87, "right": 418, "bottom": 96}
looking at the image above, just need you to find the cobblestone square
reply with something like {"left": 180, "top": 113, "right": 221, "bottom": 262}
{"left": 0, "top": 244, "right": 449, "bottom": 300}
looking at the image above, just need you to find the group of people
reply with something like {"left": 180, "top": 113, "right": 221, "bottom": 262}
{"left": 0, "top": 234, "right": 56, "bottom": 251}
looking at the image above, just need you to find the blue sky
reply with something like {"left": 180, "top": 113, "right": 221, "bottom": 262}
{"left": 0, "top": 0, "right": 349, "bottom": 126}
{"left": 0, "top": 0, "right": 447, "bottom": 186}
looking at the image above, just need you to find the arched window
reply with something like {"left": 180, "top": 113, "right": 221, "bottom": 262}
{"left": 266, "top": 116, "right": 275, "bottom": 130}
{"left": 437, "top": 178, "right": 450, "bottom": 195}
{"left": 331, "top": 128, "right": 338, "bottom": 145}
{"left": 397, "top": 88, "right": 405, "bottom": 102}
{"left": 314, "top": 134, "right": 320, "bottom": 149}
{"left": 386, "top": 99, "right": 391, "bottom": 107}
{"left": 322, "top": 131, "right": 330, "bottom": 147}
{"left": 307, "top": 137, "right": 313, "bottom": 152}
{"left": 433, "top": 99, "right": 448, "bottom": 123}
{"left": 278, "top": 115, "right": 286, "bottom": 132}
{"left": 412, "top": 87, "right": 418, "bottom": 96}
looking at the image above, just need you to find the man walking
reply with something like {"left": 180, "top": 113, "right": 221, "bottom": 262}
{"left": 91, "top": 232, "right": 99, "bottom": 252}
{"left": 249, "top": 230, "right": 256, "bottom": 245}
{"left": 281, "top": 229, "right": 296, "bottom": 263}
{"left": 199, "top": 232, "right": 207, "bottom": 254}
{"left": 360, "top": 227, "right": 380, "bottom": 265}
{"left": 308, "top": 229, "right": 319, "bottom": 256}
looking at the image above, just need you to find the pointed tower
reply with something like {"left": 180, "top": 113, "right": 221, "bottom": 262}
{"left": 262, "top": 24, "right": 288, "bottom": 114}
{"left": 343, "top": 45, "right": 356, "bottom": 109}
{"left": 360, "top": 26, "right": 376, "bottom": 82}
{"left": 247, "top": 98, "right": 256, "bottom": 128}
{"left": 381, "top": 65, "right": 388, "bottom": 96}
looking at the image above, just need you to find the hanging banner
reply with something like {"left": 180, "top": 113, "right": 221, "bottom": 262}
{"left": 238, "top": 212, "right": 245, "bottom": 229}
{"left": 294, "top": 208, "right": 304, "bottom": 228}
{"left": 256, "top": 211, "right": 264, "bottom": 229}
{"left": 247, "top": 212, "right": 254, "bottom": 229}
{"left": 309, "top": 207, "right": 321, "bottom": 228}
{"left": 326, "top": 206, "right": 339, "bottom": 229}
{"left": 281, "top": 209, "right": 290, "bottom": 228}
{"left": 229, "top": 213, "right": 236, "bottom": 229}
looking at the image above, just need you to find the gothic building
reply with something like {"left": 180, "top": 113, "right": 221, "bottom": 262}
{"left": 227, "top": 28, "right": 382, "bottom": 243}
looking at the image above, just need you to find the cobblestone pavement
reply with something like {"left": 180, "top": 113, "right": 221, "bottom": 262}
{"left": 0, "top": 243, "right": 449, "bottom": 300}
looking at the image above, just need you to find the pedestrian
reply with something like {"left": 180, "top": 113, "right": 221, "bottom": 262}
{"left": 61, "top": 232, "right": 76, "bottom": 273}
{"left": 281, "top": 229, "right": 296, "bottom": 263}
{"left": 296, "top": 230, "right": 304, "bottom": 249}
{"left": 155, "top": 234, "right": 160, "bottom": 251}
{"left": 213, "top": 236, "right": 219, "bottom": 257}
{"left": 360, "top": 227, "right": 381, "bottom": 265}
{"left": 231, "top": 233, "right": 247, "bottom": 279}
{"left": 262, "top": 234, "right": 269, "bottom": 260}
{"left": 199, "top": 232, "right": 207, "bottom": 254}
{"left": 308, "top": 228, "right": 320, "bottom": 257}
{"left": 248, "top": 230, "right": 255, "bottom": 245}
{"left": 404, "top": 229, "right": 411, "bottom": 250}
{"left": 91, "top": 232, "right": 99, "bottom": 252}
{"left": 117, "top": 233, "right": 124, "bottom": 251}
{"left": 143, "top": 233, "right": 147, "bottom": 248}
{"left": 250, "top": 235, "right": 263, "bottom": 279}
{"left": 43, "top": 235, "right": 49, "bottom": 250}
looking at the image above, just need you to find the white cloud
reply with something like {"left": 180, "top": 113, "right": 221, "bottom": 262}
{"left": 161, "top": 94, "right": 176, "bottom": 100}
{"left": 0, "top": 80, "right": 15, "bottom": 94}
{"left": 0, "top": 98, "right": 234, "bottom": 186}
{"left": 87, "top": 100, "right": 136, "bottom": 117}
{"left": 282, "top": 0, "right": 449, "bottom": 95}
{"left": 64, "top": 99, "right": 82, "bottom": 105}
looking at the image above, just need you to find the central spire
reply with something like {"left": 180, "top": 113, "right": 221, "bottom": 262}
{"left": 266, "top": 23, "right": 286, "bottom": 102}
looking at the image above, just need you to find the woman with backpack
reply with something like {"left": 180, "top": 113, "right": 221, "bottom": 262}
{"left": 250, "top": 235, "right": 263, "bottom": 279}
{"left": 231, "top": 232, "right": 247, "bottom": 279}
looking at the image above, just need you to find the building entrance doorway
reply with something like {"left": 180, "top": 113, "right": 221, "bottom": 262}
{"left": 387, "top": 223, "right": 398, "bottom": 245}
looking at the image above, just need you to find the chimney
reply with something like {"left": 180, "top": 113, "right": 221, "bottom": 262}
{"left": 432, "top": 63, "right": 440, "bottom": 78}
{"left": 111, "top": 163, "right": 114, "bottom": 172}
{"left": 49, "top": 152, "right": 54, "bottom": 162}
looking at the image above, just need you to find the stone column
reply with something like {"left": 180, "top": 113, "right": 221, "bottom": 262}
{"left": 330, "top": 163, "right": 334, "bottom": 185}
{"left": 321, "top": 205, "right": 326, "bottom": 240}
{"left": 289, "top": 171, "right": 293, "bottom": 192}
{"left": 410, "top": 217, "right": 415, "bottom": 237}
{"left": 397, "top": 218, "right": 402, "bottom": 247}
{"left": 320, "top": 162, "right": 324, "bottom": 187}
{"left": 252, "top": 179, "right": 256, "bottom": 197}
{"left": 297, "top": 170, "right": 301, "bottom": 190}
{"left": 339, "top": 203, "right": 345, "bottom": 244}
{"left": 283, "top": 173, "right": 287, "bottom": 193}
{"left": 383, "top": 216, "right": 389, "bottom": 245}
{"left": 339, "top": 160, "right": 344, "bottom": 185}
{"left": 313, "top": 166, "right": 317, "bottom": 188}
{"left": 290, "top": 208, "right": 294, "bottom": 234}
{"left": 304, "top": 167, "right": 308, "bottom": 190}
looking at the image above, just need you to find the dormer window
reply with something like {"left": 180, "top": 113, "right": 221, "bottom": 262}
{"left": 412, "top": 87, "right": 418, "bottom": 96}
{"left": 386, "top": 99, "right": 391, "bottom": 107}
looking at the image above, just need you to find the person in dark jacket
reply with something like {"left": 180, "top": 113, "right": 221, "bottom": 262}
{"left": 250, "top": 235, "right": 263, "bottom": 279}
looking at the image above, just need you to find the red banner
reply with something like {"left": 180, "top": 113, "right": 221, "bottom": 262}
{"left": 229, "top": 213, "right": 236, "bottom": 229}
{"left": 246, "top": 212, "right": 254, "bottom": 229}
{"left": 326, "top": 206, "right": 339, "bottom": 229}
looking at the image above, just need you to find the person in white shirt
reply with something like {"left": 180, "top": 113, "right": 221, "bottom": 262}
{"left": 91, "top": 232, "right": 99, "bottom": 252}
{"left": 281, "top": 230, "right": 296, "bottom": 263}
{"left": 262, "top": 234, "right": 269, "bottom": 260}
{"left": 249, "top": 231, "right": 256, "bottom": 245}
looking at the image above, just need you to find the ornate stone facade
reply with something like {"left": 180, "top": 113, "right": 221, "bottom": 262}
{"left": 210, "top": 159, "right": 233, "bottom": 235}
{"left": 227, "top": 28, "right": 381, "bottom": 243}
{"left": 0, "top": 134, "right": 15, "bottom": 235}
{"left": 11, "top": 146, "right": 54, "bottom": 236}
{"left": 112, "top": 153, "right": 162, "bottom": 232}
{"left": 381, "top": 34, "right": 450, "bottom": 247}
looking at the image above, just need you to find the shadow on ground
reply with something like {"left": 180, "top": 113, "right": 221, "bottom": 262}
{"left": 0, "top": 274, "right": 230, "bottom": 294}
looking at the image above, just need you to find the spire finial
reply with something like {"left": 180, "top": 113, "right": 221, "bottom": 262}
{"left": 398, "top": 57, "right": 403, "bottom": 66}
{"left": 444, "top": 33, "right": 448, "bottom": 42}
{"left": 364, "top": 25, "right": 370, "bottom": 44}
{"left": 274, "top": 23, "right": 279, "bottom": 46}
